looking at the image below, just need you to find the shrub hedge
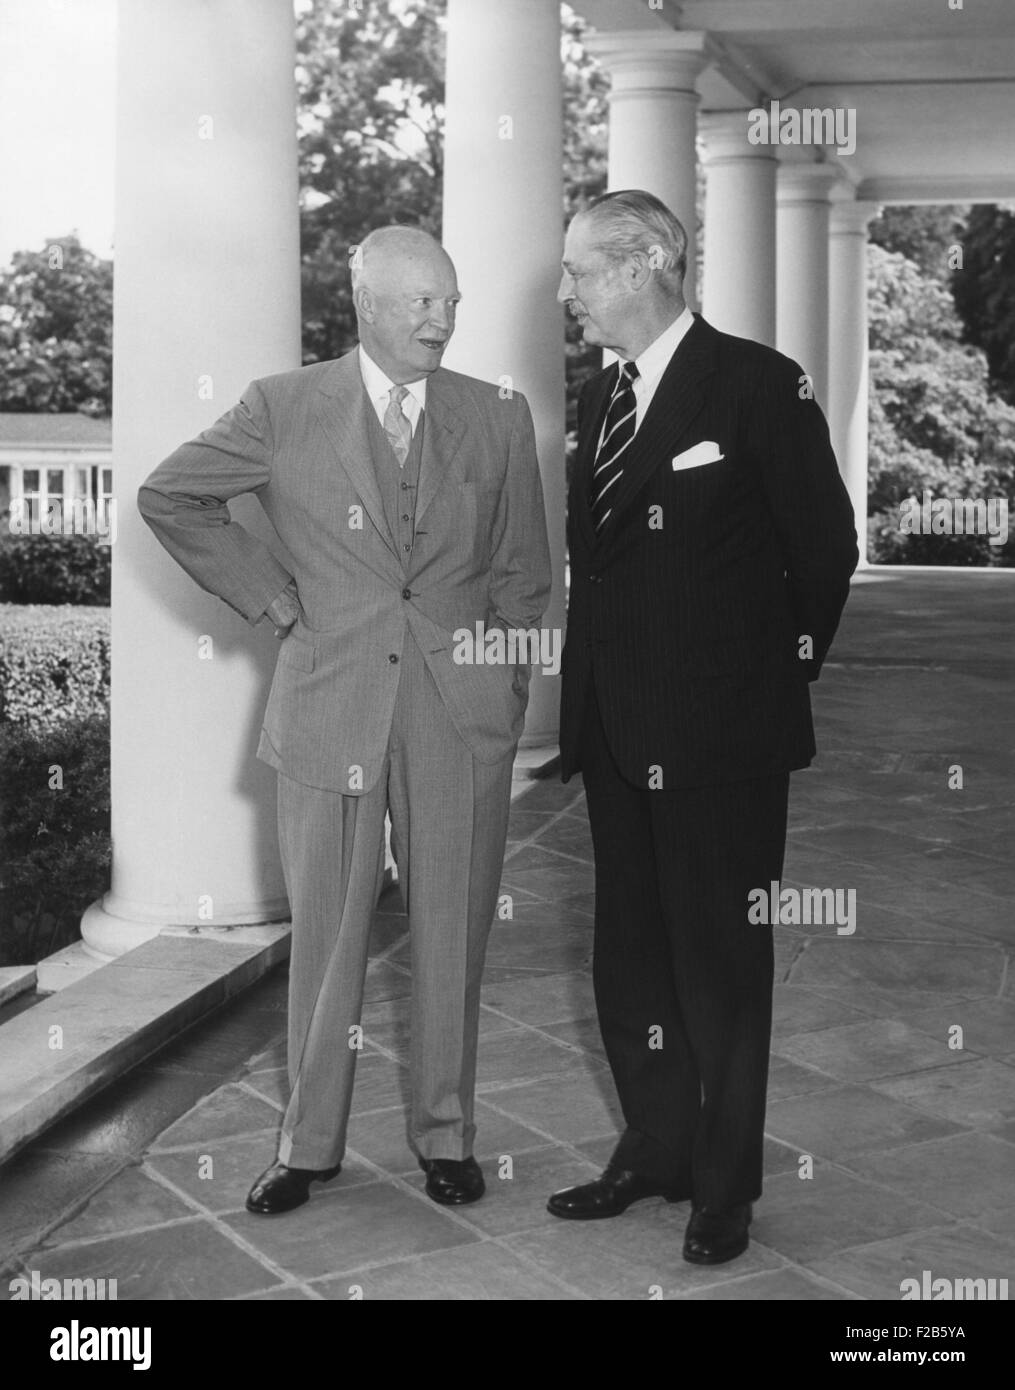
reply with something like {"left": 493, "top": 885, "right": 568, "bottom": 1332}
{"left": 0, "top": 605, "right": 111, "bottom": 964}
{"left": 0, "top": 603, "right": 110, "bottom": 727}
{"left": 0, "top": 532, "right": 111, "bottom": 606}
{"left": 868, "top": 509, "right": 1015, "bottom": 566}
{"left": 0, "top": 711, "right": 111, "bottom": 966}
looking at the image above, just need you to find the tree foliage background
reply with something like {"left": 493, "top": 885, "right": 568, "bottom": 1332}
{"left": 0, "top": 236, "right": 112, "bottom": 415}
{"left": 295, "top": 0, "right": 609, "bottom": 426}
{"left": 296, "top": 0, "right": 447, "bottom": 367}
{"left": 867, "top": 205, "right": 1015, "bottom": 564}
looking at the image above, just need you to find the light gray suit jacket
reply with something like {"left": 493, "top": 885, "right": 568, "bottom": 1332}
{"left": 138, "top": 350, "right": 552, "bottom": 793}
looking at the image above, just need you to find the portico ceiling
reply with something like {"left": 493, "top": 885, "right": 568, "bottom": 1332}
{"left": 574, "top": 0, "right": 1015, "bottom": 202}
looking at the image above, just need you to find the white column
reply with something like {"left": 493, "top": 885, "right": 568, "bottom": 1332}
{"left": 585, "top": 31, "right": 709, "bottom": 308}
{"left": 83, "top": 0, "right": 301, "bottom": 959}
{"left": 776, "top": 163, "right": 840, "bottom": 409}
{"left": 829, "top": 200, "right": 876, "bottom": 564}
{"left": 700, "top": 112, "right": 777, "bottom": 345}
{"left": 442, "top": 0, "right": 565, "bottom": 747}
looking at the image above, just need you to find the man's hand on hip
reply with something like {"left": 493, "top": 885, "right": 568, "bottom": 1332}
{"left": 264, "top": 581, "right": 303, "bottom": 639}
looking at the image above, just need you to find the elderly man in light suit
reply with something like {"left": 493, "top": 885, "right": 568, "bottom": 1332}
{"left": 139, "top": 227, "right": 551, "bottom": 1214}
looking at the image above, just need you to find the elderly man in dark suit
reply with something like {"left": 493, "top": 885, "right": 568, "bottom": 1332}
{"left": 139, "top": 227, "right": 550, "bottom": 1216}
{"left": 548, "top": 190, "right": 858, "bottom": 1264}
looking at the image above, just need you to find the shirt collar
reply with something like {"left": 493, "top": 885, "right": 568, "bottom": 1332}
{"left": 358, "top": 345, "right": 427, "bottom": 412}
{"left": 632, "top": 304, "right": 695, "bottom": 391}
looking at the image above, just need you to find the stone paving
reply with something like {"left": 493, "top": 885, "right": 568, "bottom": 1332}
{"left": 1, "top": 569, "right": 1012, "bottom": 1300}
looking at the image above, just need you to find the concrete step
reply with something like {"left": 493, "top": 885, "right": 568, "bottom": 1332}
{"left": 0, "top": 925, "right": 289, "bottom": 1166}
{"left": 0, "top": 966, "right": 37, "bottom": 1008}
{"left": 35, "top": 943, "right": 106, "bottom": 993}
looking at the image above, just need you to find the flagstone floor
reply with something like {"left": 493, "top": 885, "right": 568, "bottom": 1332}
{"left": 1, "top": 569, "right": 1013, "bottom": 1300}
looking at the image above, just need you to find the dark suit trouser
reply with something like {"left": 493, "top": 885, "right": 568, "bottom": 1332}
{"left": 579, "top": 683, "right": 789, "bottom": 1210}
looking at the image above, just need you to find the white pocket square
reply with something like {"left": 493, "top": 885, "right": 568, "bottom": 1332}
{"left": 672, "top": 441, "right": 725, "bottom": 471}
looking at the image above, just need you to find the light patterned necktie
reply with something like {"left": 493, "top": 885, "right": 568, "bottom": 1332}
{"left": 383, "top": 384, "right": 413, "bottom": 466}
{"left": 590, "top": 361, "right": 639, "bottom": 533}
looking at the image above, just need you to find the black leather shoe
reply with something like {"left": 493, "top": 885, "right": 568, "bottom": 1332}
{"left": 419, "top": 1156, "right": 485, "bottom": 1205}
{"left": 682, "top": 1202, "right": 752, "bottom": 1265}
{"left": 547, "top": 1165, "right": 688, "bottom": 1220}
{"left": 245, "top": 1161, "right": 342, "bottom": 1215}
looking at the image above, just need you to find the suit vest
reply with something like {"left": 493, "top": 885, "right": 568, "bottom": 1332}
{"left": 363, "top": 394, "right": 426, "bottom": 571}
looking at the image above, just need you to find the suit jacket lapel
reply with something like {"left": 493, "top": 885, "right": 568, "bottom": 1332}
{"left": 415, "top": 368, "right": 466, "bottom": 528}
{"left": 596, "top": 314, "right": 717, "bottom": 553}
{"left": 315, "top": 350, "right": 399, "bottom": 560}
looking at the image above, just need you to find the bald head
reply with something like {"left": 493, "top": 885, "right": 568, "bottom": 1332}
{"left": 350, "top": 226, "right": 460, "bottom": 383}
{"left": 351, "top": 226, "right": 452, "bottom": 291}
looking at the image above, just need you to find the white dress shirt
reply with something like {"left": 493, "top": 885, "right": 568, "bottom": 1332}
{"left": 594, "top": 307, "right": 695, "bottom": 457}
{"left": 358, "top": 346, "right": 427, "bottom": 435}
{"left": 628, "top": 304, "right": 695, "bottom": 432}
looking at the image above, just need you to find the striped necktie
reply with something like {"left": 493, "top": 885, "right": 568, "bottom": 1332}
{"left": 383, "top": 385, "right": 412, "bottom": 466}
{"left": 590, "top": 361, "right": 639, "bottom": 534}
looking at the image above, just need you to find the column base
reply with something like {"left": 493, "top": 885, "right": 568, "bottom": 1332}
{"left": 80, "top": 899, "right": 164, "bottom": 963}
{"left": 80, "top": 895, "right": 290, "bottom": 962}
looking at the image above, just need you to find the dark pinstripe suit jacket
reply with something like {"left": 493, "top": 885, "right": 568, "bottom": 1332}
{"left": 560, "top": 314, "right": 859, "bottom": 791}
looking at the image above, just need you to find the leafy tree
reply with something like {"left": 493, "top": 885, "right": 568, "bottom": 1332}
{"left": 0, "top": 235, "right": 112, "bottom": 414}
{"left": 295, "top": 0, "right": 611, "bottom": 430}
{"left": 952, "top": 203, "right": 1015, "bottom": 406}
{"left": 869, "top": 205, "right": 967, "bottom": 283}
{"left": 867, "top": 244, "right": 1015, "bottom": 565}
{"left": 562, "top": 9, "right": 609, "bottom": 221}
{"left": 0, "top": 4, "right": 612, "bottom": 428}
{"left": 562, "top": 7, "right": 610, "bottom": 427}
{"left": 296, "top": 0, "right": 446, "bottom": 365}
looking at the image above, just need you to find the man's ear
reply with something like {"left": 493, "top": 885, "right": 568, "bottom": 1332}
{"left": 354, "top": 286, "right": 375, "bottom": 323}
{"left": 627, "top": 250, "right": 654, "bottom": 292}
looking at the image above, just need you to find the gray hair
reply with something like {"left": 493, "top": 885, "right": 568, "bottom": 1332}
{"left": 582, "top": 190, "right": 688, "bottom": 287}
{"left": 348, "top": 225, "right": 440, "bottom": 291}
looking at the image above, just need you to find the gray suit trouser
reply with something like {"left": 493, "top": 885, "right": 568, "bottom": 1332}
{"left": 276, "top": 631, "right": 514, "bottom": 1170}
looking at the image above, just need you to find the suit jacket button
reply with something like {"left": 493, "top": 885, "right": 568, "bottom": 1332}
{"left": 401, "top": 588, "right": 411, "bottom": 600}
{"left": 388, "top": 653, "right": 399, "bottom": 664}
